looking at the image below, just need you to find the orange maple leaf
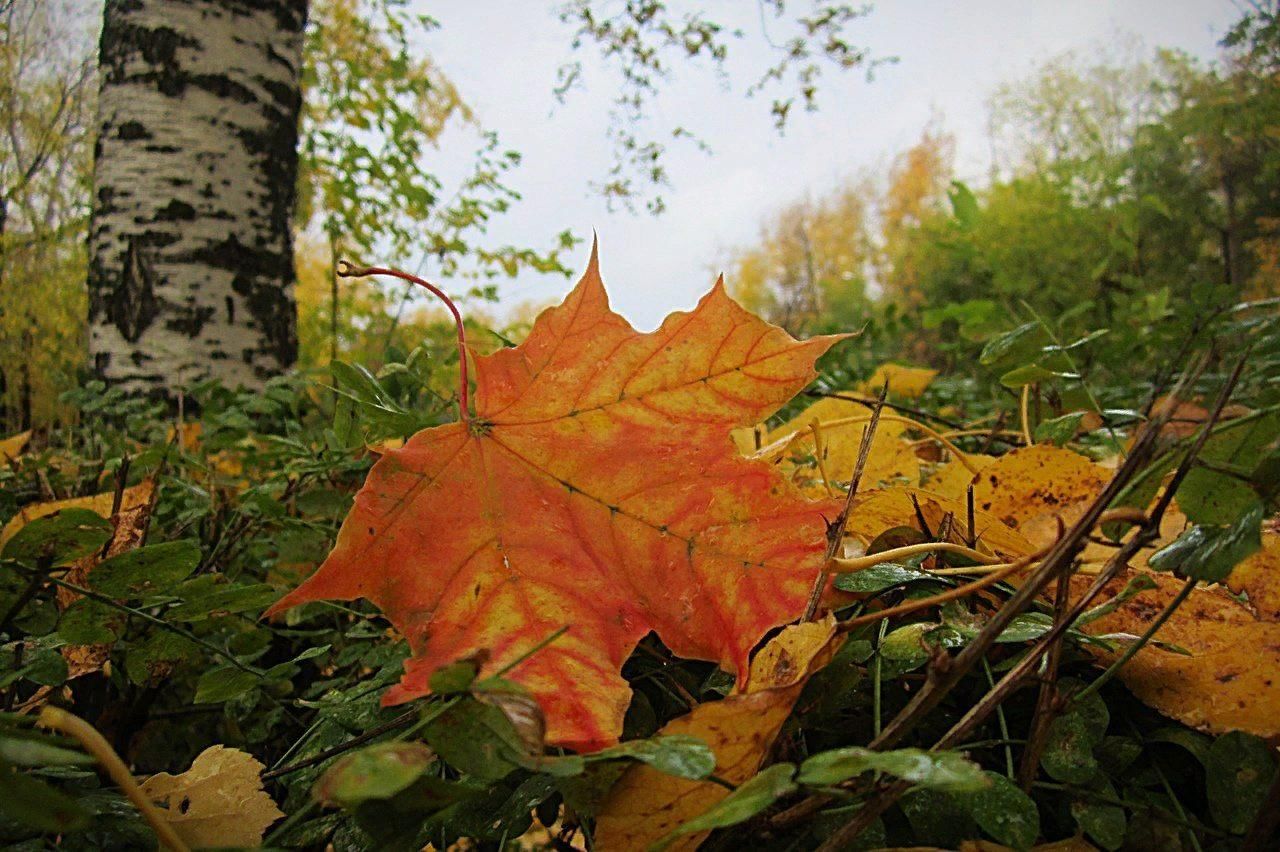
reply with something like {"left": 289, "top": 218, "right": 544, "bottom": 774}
{"left": 267, "top": 247, "right": 847, "bottom": 750}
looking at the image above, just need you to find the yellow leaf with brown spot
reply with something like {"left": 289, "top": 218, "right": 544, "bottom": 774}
{"left": 924, "top": 454, "right": 996, "bottom": 503}
{"left": 0, "top": 430, "right": 31, "bottom": 462}
{"left": 845, "top": 487, "right": 1034, "bottom": 561}
{"left": 594, "top": 618, "right": 842, "bottom": 852}
{"left": 0, "top": 481, "right": 154, "bottom": 551}
{"left": 970, "top": 444, "right": 1110, "bottom": 530}
{"left": 860, "top": 362, "right": 938, "bottom": 398}
{"left": 140, "top": 745, "right": 283, "bottom": 848}
{"left": 1073, "top": 570, "right": 1280, "bottom": 737}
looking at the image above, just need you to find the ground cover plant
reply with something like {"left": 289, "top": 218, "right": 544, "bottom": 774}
{"left": 1, "top": 243, "right": 1278, "bottom": 851}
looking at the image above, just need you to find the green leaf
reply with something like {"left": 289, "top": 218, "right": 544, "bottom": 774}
{"left": 124, "top": 631, "right": 200, "bottom": 686}
{"left": 994, "top": 612, "right": 1054, "bottom": 643}
{"left": 657, "top": 763, "right": 797, "bottom": 847}
{"left": 798, "top": 746, "right": 987, "bottom": 792}
{"left": 1034, "top": 412, "right": 1085, "bottom": 446}
{"left": 167, "top": 581, "right": 279, "bottom": 621}
{"left": 315, "top": 742, "right": 436, "bottom": 807}
{"left": 194, "top": 666, "right": 261, "bottom": 704}
{"left": 90, "top": 540, "right": 201, "bottom": 598}
{"left": 900, "top": 788, "right": 976, "bottom": 846}
{"left": 1206, "top": 731, "right": 1277, "bottom": 833}
{"left": 0, "top": 732, "right": 93, "bottom": 767}
{"left": 999, "top": 364, "right": 1077, "bottom": 388}
{"left": 958, "top": 770, "right": 1040, "bottom": 849}
{"left": 1147, "top": 503, "right": 1263, "bottom": 582}
{"left": 980, "top": 322, "right": 1043, "bottom": 367}
{"left": 1042, "top": 681, "right": 1109, "bottom": 784}
{"left": 1070, "top": 777, "right": 1126, "bottom": 850}
{"left": 834, "top": 563, "right": 931, "bottom": 593}
{"left": 56, "top": 598, "right": 119, "bottom": 645}
{"left": 428, "top": 660, "right": 479, "bottom": 694}
{"left": 1, "top": 509, "right": 113, "bottom": 566}
{"left": 596, "top": 735, "right": 716, "bottom": 780}
{"left": 423, "top": 698, "right": 528, "bottom": 781}
{"left": 1176, "top": 412, "right": 1279, "bottom": 524}
{"left": 0, "top": 761, "right": 91, "bottom": 833}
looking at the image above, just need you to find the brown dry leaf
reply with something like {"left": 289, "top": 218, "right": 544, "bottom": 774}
{"left": 759, "top": 394, "right": 921, "bottom": 493}
{"left": 0, "top": 429, "right": 31, "bottom": 462}
{"left": 845, "top": 487, "right": 1033, "bottom": 561}
{"left": 970, "top": 444, "right": 1110, "bottom": 531}
{"left": 139, "top": 745, "right": 283, "bottom": 849}
{"left": 860, "top": 362, "right": 939, "bottom": 398}
{"left": 594, "top": 617, "right": 842, "bottom": 852}
{"left": 1074, "top": 570, "right": 1280, "bottom": 737}
{"left": 55, "top": 480, "right": 157, "bottom": 680}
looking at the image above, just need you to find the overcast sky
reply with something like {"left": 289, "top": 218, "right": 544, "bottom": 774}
{"left": 415, "top": 2, "right": 1240, "bottom": 329}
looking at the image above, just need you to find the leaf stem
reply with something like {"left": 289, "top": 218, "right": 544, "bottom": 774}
{"left": 37, "top": 706, "right": 191, "bottom": 852}
{"left": 338, "top": 262, "right": 470, "bottom": 424}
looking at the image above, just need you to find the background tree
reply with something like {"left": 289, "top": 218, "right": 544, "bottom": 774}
{"left": 86, "top": 0, "right": 307, "bottom": 395}
{"left": 295, "top": 0, "right": 574, "bottom": 369}
{"left": 0, "top": 0, "right": 95, "bottom": 430}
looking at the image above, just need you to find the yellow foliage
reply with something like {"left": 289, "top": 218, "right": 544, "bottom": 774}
{"left": 595, "top": 618, "right": 842, "bottom": 851}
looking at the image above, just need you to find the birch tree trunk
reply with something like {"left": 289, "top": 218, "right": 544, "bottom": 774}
{"left": 88, "top": 0, "right": 305, "bottom": 394}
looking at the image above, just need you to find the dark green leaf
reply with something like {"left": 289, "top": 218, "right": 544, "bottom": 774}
{"left": 423, "top": 698, "right": 528, "bottom": 781}
{"left": 980, "top": 323, "right": 1043, "bottom": 367}
{"left": 798, "top": 746, "right": 987, "bottom": 792}
{"left": 658, "top": 763, "right": 797, "bottom": 847}
{"left": 1206, "top": 731, "right": 1276, "bottom": 833}
{"left": 1148, "top": 503, "right": 1262, "bottom": 582}
{"left": 958, "top": 770, "right": 1040, "bottom": 849}
{"left": 315, "top": 742, "right": 436, "bottom": 807}
{"left": 1034, "top": 412, "right": 1085, "bottom": 446}
{"left": 0, "top": 762, "right": 91, "bottom": 833}
{"left": 194, "top": 666, "right": 261, "bottom": 704}
{"left": 834, "top": 563, "right": 931, "bottom": 593}
{"left": 2, "top": 509, "right": 113, "bottom": 566}
{"left": 596, "top": 734, "right": 716, "bottom": 780}
{"left": 90, "top": 540, "right": 201, "bottom": 598}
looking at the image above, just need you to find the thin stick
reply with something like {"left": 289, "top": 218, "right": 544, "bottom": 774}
{"left": 261, "top": 709, "right": 417, "bottom": 781}
{"left": 831, "top": 541, "right": 1001, "bottom": 573}
{"left": 338, "top": 262, "right": 470, "bottom": 423}
{"left": 1020, "top": 384, "right": 1034, "bottom": 446}
{"left": 836, "top": 552, "right": 1039, "bottom": 634}
{"left": 812, "top": 354, "right": 1241, "bottom": 850}
{"left": 38, "top": 706, "right": 191, "bottom": 852}
{"left": 803, "top": 390, "right": 966, "bottom": 430}
{"left": 1018, "top": 570, "right": 1073, "bottom": 789}
{"left": 801, "top": 385, "right": 886, "bottom": 622}
{"left": 808, "top": 420, "right": 837, "bottom": 498}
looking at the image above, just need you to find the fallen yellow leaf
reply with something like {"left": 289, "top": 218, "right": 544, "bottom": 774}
{"left": 594, "top": 617, "right": 842, "bottom": 852}
{"left": 860, "top": 362, "right": 938, "bottom": 398}
{"left": 0, "top": 480, "right": 154, "bottom": 551}
{"left": 970, "top": 444, "right": 1110, "bottom": 530}
{"left": 1226, "top": 530, "right": 1280, "bottom": 620}
{"left": 139, "top": 745, "right": 283, "bottom": 849}
{"left": 0, "top": 429, "right": 31, "bottom": 462}
{"left": 762, "top": 394, "right": 921, "bottom": 491}
{"left": 1074, "top": 570, "right": 1280, "bottom": 737}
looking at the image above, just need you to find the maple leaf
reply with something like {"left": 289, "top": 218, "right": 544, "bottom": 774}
{"left": 267, "top": 247, "right": 847, "bottom": 750}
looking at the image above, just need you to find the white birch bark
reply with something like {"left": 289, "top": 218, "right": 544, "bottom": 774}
{"left": 88, "top": 0, "right": 305, "bottom": 394}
